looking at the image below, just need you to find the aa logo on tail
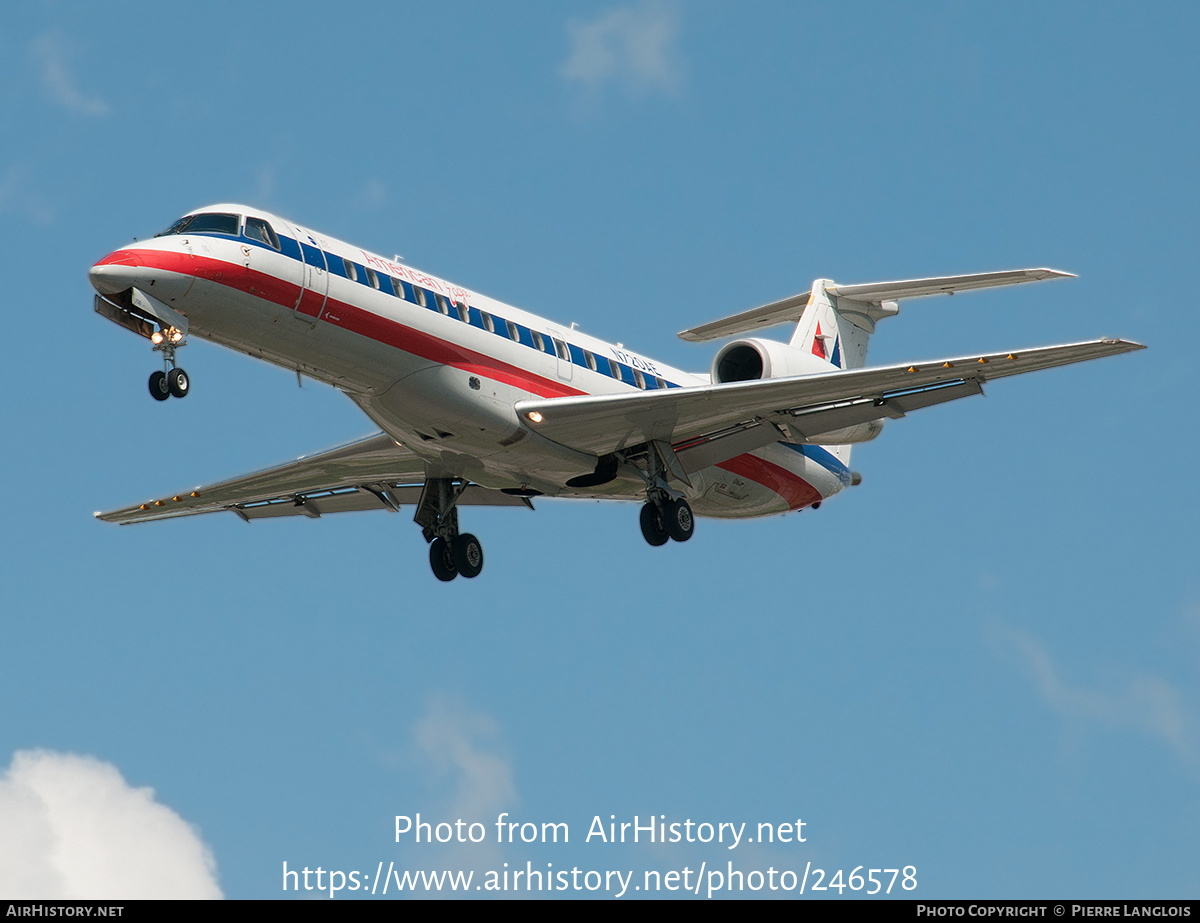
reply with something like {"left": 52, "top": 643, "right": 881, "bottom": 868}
{"left": 811, "top": 322, "right": 842, "bottom": 368}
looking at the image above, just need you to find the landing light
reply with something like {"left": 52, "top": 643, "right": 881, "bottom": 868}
{"left": 171, "top": 329, "right": 184, "bottom": 343}
{"left": 151, "top": 331, "right": 164, "bottom": 345}
{"left": 527, "top": 411, "right": 544, "bottom": 424}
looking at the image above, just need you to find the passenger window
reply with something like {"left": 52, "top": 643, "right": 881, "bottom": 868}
{"left": 415, "top": 287, "right": 427, "bottom": 307}
{"left": 244, "top": 217, "right": 281, "bottom": 250}
{"left": 342, "top": 259, "right": 357, "bottom": 282}
{"left": 584, "top": 350, "right": 597, "bottom": 372}
{"left": 634, "top": 369, "right": 646, "bottom": 389}
{"left": 365, "top": 267, "right": 379, "bottom": 289}
{"left": 531, "top": 331, "right": 545, "bottom": 352}
{"left": 554, "top": 339, "right": 569, "bottom": 360}
{"left": 391, "top": 277, "right": 405, "bottom": 298}
{"left": 481, "top": 312, "right": 495, "bottom": 333}
{"left": 506, "top": 321, "right": 520, "bottom": 342}
{"left": 457, "top": 302, "right": 470, "bottom": 322}
{"left": 436, "top": 294, "right": 450, "bottom": 315}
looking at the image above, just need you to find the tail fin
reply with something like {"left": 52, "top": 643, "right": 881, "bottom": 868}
{"left": 788, "top": 279, "right": 894, "bottom": 371}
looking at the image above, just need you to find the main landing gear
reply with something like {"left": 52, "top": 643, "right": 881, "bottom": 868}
{"left": 429, "top": 533, "right": 484, "bottom": 581}
{"left": 629, "top": 440, "right": 696, "bottom": 548}
{"left": 415, "top": 477, "right": 485, "bottom": 581}
{"left": 639, "top": 493, "right": 695, "bottom": 546}
{"left": 148, "top": 326, "right": 189, "bottom": 401}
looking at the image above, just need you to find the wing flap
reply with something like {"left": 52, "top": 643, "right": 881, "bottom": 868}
{"left": 98, "top": 432, "right": 427, "bottom": 523}
{"left": 98, "top": 430, "right": 533, "bottom": 525}
{"left": 230, "top": 484, "right": 527, "bottom": 521}
{"left": 516, "top": 339, "right": 1143, "bottom": 461}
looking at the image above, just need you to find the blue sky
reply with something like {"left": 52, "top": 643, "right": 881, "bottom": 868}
{"left": 1, "top": 0, "right": 1197, "bottom": 900}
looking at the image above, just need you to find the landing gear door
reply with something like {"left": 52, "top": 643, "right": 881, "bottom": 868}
{"left": 288, "top": 223, "right": 329, "bottom": 321}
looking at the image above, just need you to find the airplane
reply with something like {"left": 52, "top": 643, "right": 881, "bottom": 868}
{"left": 89, "top": 204, "right": 1143, "bottom": 581}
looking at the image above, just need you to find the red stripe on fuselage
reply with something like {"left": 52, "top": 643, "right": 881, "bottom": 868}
{"left": 116, "top": 247, "right": 586, "bottom": 400}
{"left": 716, "top": 454, "right": 822, "bottom": 511}
{"left": 104, "top": 246, "right": 816, "bottom": 508}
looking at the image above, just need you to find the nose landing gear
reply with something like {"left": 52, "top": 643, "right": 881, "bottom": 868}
{"left": 148, "top": 326, "right": 189, "bottom": 401}
{"left": 149, "top": 370, "right": 170, "bottom": 401}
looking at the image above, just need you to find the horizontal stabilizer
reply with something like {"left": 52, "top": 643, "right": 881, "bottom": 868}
{"left": 678, "top": 268, "right": 1074, "bottom": 342}
{"left": 828, "top": 268, "right": 1074, "bottom": 303}
{"left": 677, "top": 290, "right": 812, "bottom": 342}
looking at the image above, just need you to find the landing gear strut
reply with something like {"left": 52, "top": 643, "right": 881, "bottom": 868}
{"left": 630, "top": 440, "right": 696, "bottom": 547}
{"left": 415, "top": 477, "right": 485, "bottom": 581}
{"left": 148, "top": 326, "right": 189, "bottom": 401}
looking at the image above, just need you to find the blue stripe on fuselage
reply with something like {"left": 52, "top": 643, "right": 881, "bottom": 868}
{"left": 170, "top": 229, "right": 686, "bottom": 390}
{"left": 778, "top": 442, "right": 852, "bottom": 486}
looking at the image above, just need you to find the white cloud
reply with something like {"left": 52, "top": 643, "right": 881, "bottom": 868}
{"left": 413, "top": 696, "right": 516, "bottom": 822}
{"left": 29, "top": 32, "right": 109, "bottom": 116}
{"left": 561, "top": 1, "right": 683, "bottom": 96}
{"left": 0, "top": 750, "right": 222, "bottom": 899}
{"left": 998, "top": 628, "right": 1195, "bottom": 763}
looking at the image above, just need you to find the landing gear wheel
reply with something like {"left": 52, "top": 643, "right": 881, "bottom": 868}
{"left": 665, "top": 498, "right": 695, "bottom": 542}
{"left": 429, "top": 537, "right": 458, "bottom": 581}
{"left": 168, "top": 367, "right": 189, "bottom": 398}
{"left": 639, "top": 503, "right": 669, "bottom": 546}
{"left": 149, "top": 370, "right": 170, "bottom": 401}
{"left": 453, "top": 533, "right": 484, "bottom": 578}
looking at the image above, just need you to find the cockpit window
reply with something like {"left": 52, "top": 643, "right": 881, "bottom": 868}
{"left": 156, "top": 212, "right": 240, "bottom": 237}
{"left": 156, "top": 215, "right": 194, "bottom": 237}
{"left": 185, "top": 213, "right": 240, "bottom": 236}
{"left": 244, "top": 216, "right": 281, "bottom": 250}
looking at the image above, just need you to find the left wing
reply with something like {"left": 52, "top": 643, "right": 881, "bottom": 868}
{"left": 515, "top": 339, "right": 1144, "bottom": 468}
{"left": 96, "top": 432, "right": 527, "bottom": 525}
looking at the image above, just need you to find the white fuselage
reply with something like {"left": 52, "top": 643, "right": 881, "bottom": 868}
{"left": 90, "top": 204, "right": 849, "bottom": 517}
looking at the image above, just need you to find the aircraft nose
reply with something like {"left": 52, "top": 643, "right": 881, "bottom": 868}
{"left": 89, "top": 250, "right": 142, "bottom": 295}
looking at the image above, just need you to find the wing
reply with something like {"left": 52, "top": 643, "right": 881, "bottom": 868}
{"left": 515, "top": 339, "right": 1144, "bottom": 471}
{"left": 96, "top": 432, "right": 528, "bottom": 525}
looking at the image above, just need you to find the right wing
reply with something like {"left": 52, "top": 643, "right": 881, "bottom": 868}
{"left": 96, "top": 432, "right": 527, "bottom": 525}
{"left": 516, "top": 339, "right": 1145, "bottom": 469}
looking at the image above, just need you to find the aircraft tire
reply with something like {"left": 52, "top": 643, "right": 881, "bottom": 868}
{"left": 149, "top": 371, "right": 170, "bottom": 401}
{"left": 429, "top": 538, "right": 458, "bottom": 581}
{"left": 168, "top": 367, "right": 190, "bottom": 398}
{"left": 666, "top": 498, "right": 695, "bottom": 542}
{"left": 453, "top": 533, "right": 484, "bottom": 578}
{"left": 639, "top": 503, "right": 669, "bottom": 547}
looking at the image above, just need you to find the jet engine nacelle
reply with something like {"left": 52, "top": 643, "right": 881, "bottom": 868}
{"left": 712, "top": 337, "right": 832, "bottom": 383}
{"left": 712, "top": 338, "right": 884, "bottom": 444}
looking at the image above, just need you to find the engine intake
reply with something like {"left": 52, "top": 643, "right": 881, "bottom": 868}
{"left": 711, "top": 338, "right": 832, "bottom": 383}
